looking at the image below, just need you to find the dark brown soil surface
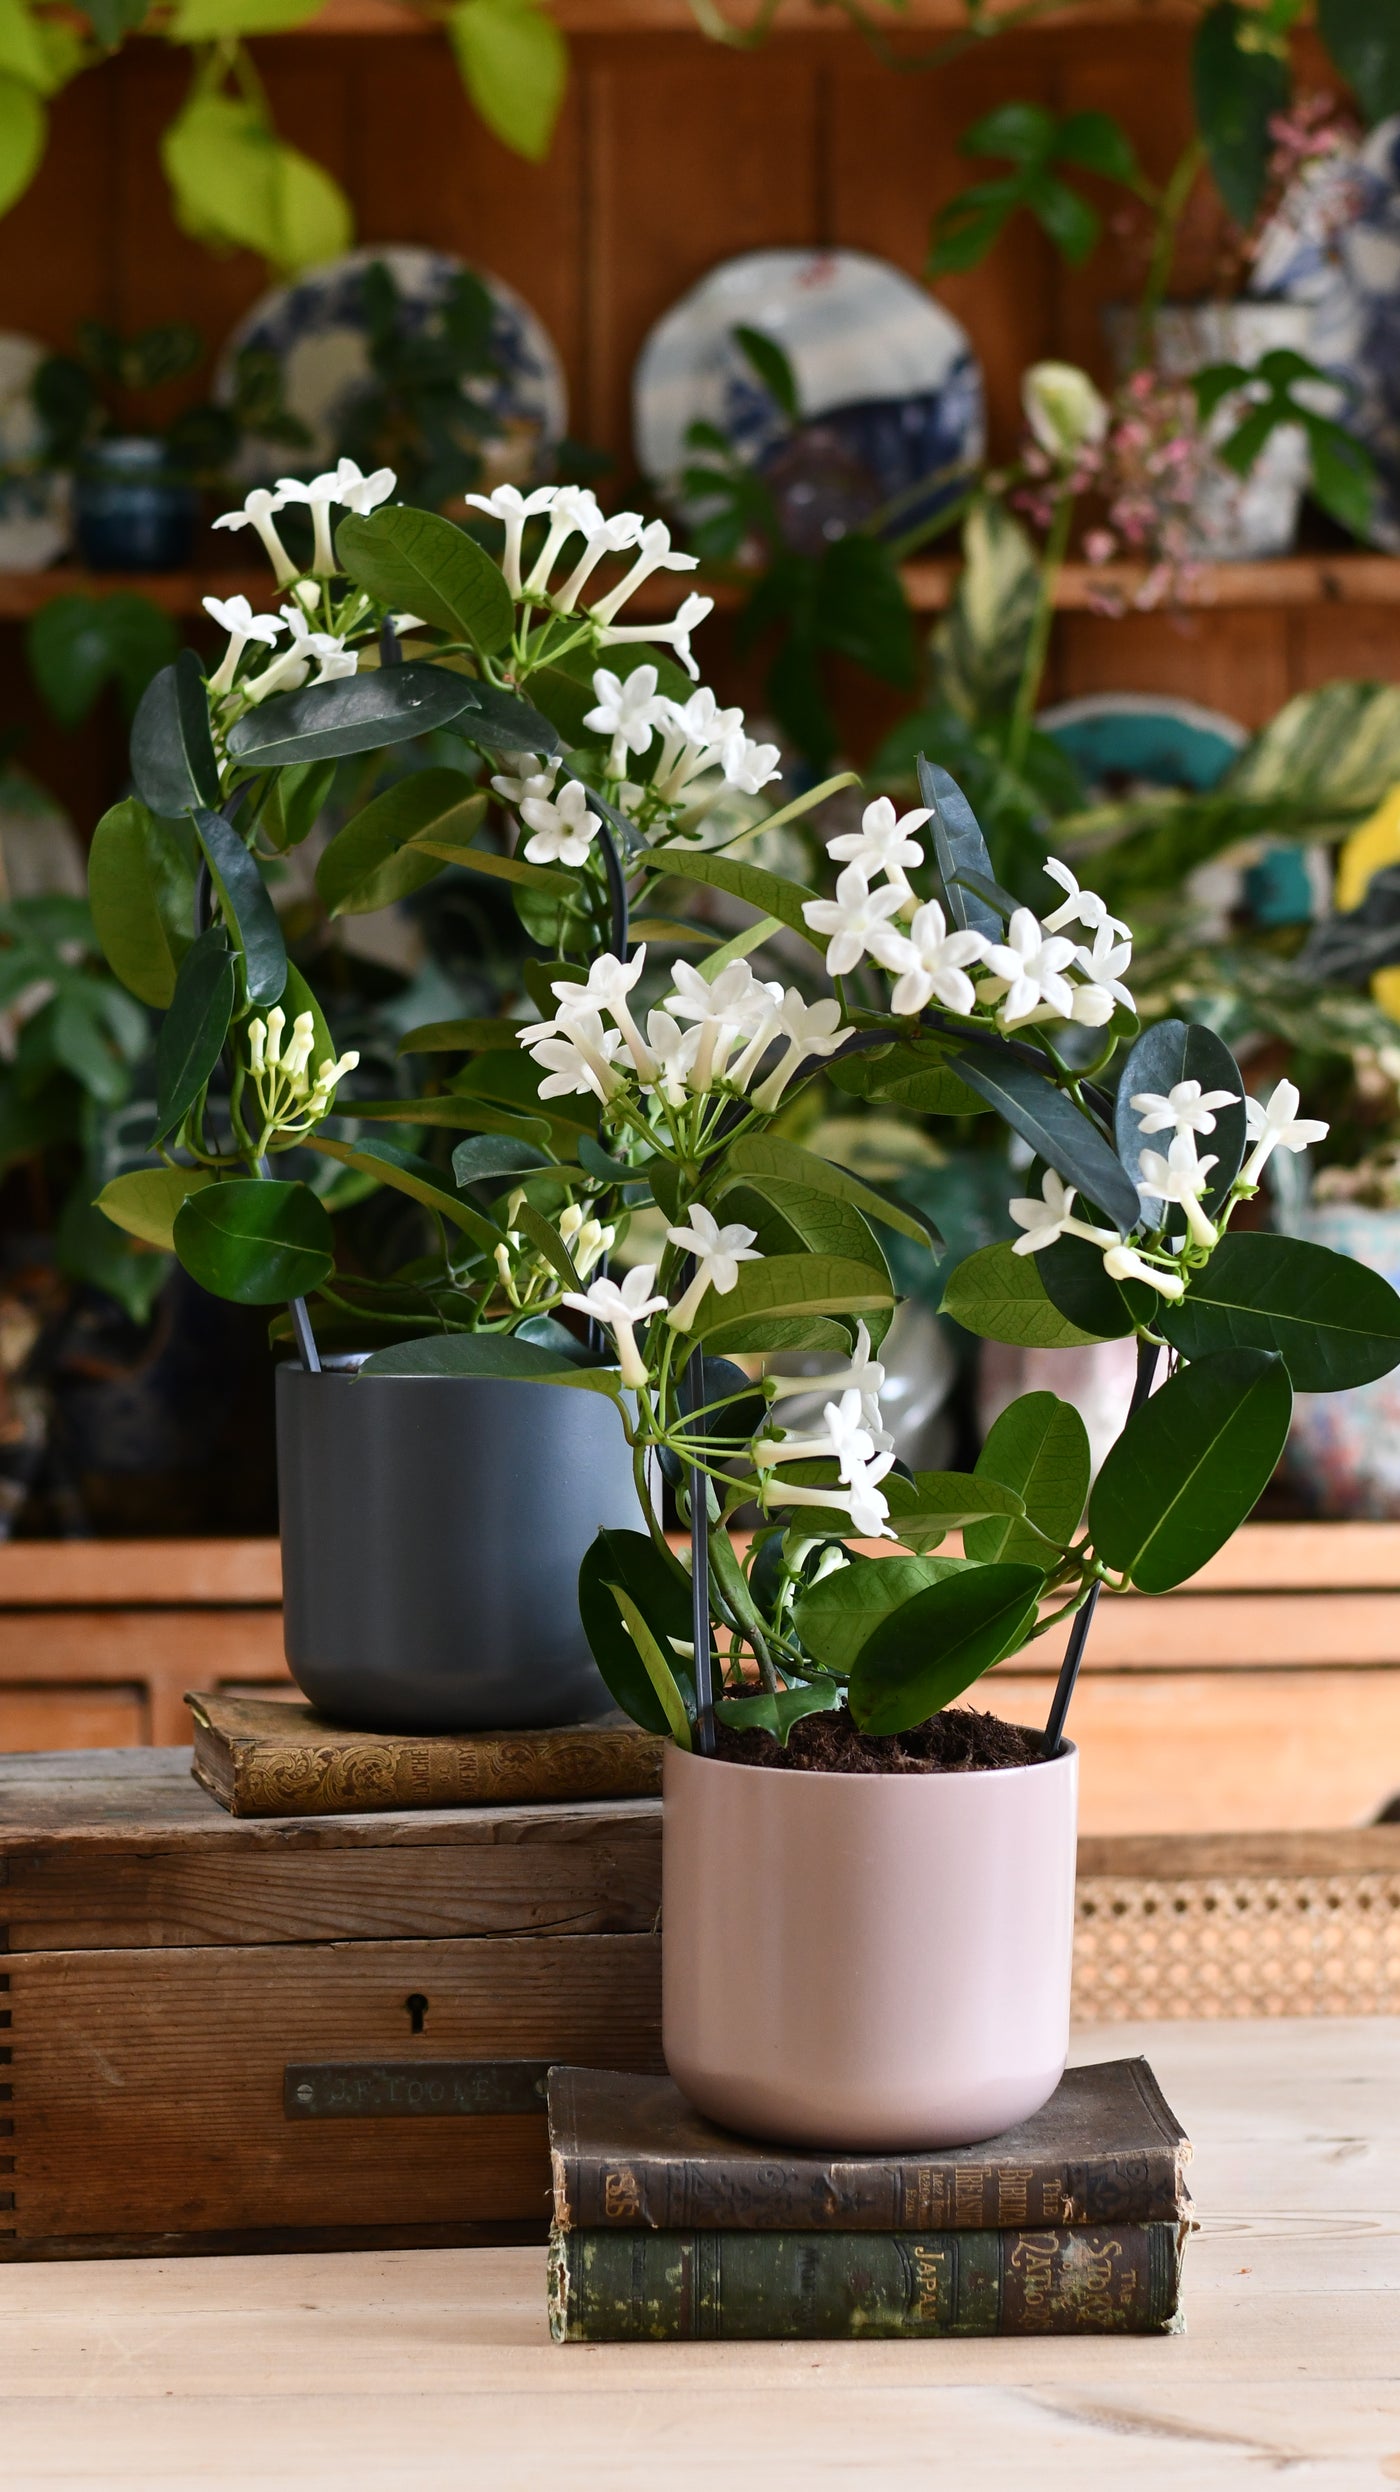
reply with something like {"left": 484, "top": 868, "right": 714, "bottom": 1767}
{"left": 714, "top": 1706, "right": 1045, "bottom": 1776}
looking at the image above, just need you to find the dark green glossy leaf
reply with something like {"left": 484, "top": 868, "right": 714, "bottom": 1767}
{"left": 258, "top": 757, "right": 337, "bottom": 854}
{"left": 1159, "top": 1233, "right": 1400, "bottom": 1392}
{"left": 718, "top": 1132, "right": 937, "bottom": 1251}
{"left": 1318, "top": 0, "right": 1400, "bottom": 124}
{"left": 637, "top": 845, "right": 822, "bottom": 948}
{"left": 942, "top": 1238, "right": 1109, "bottom": 1347}
{"left": 152, "top": 924, "right": 235, "bottom": 1144}
{"left": 917, "top": 752, "right": 1004, "bottom": 939}
{"left": 192, "top": 807, "right": 286, "bottom": 1009}
{"left": 316, "top": 775, "right": 486, "bottom": 916}
{"left": 713, "top": 1679, "right": 842, "bottom": 1745}
{"left": 130, "top": 650, "right": 221, "bottom": 818}
{"left": 953, "top": 1047, "right": 1141, "bottom": 1233}
{"left": 848, "top": 1562, "right": 1045, "bottom": 1734}
{"left": 578, "top": 1529, "right": 697, "bottom": 1735}
{"left": 695, "top": 1252, "right": 892, "bottom": 1353}
{"left": 335, "top": 505, "right": 514, "bottom": 653}
{"left": 1089, "top": 1346, "right": 1292, "bottom": 1593}
{"left": 451, "top": 1134, "right": 554, "bottom": 1187}
{"left": 409, "top": 834, "right": 574, "bottom": 896}
{"left": 305, "top": 1134, "right": 504, "bottom": 1248}
{"left": 447, "top": 677, "right": 562, "bottom": 757}
{"left": 359, "top": 1332, "right": 621, "bottom": 1394}
{"left": 345, "top": 1095, "right": 553, "bottom": 1142}
{"left": 1114, "top": 1017, "right": 1246, "bottom": 1216}
{"left": 792, "top": 1551, "right": 967, "bottom": 1673}
{"left": 1192, "top": 0, "right": 1290, "bottom": 225}
{"left": 884, "top": 1468, "right": 1026, "bottom": 1555}
{"left": 87, "top": 797, "right": 194, "bottom": 1008}
{"left": 226, "top": 663, "right": 479, "bottom": 767}
{"left": 964, "top": 1390, "right": 1090, "bottom": 1566}
{"left": 28, "top": 591, "right": 176, "bottom": 730}
{"left": 1037, "top": 1232, "right": 1152, "bottom": 1340}
{"left": 173, "top": 1177, "right": 334, "bottom": 1305}
{"left": 830, "top": 1040, "right": 984, "bottom": 1118}
{"left": 398, "top": 1016, "right": 523, "bottom": 1055}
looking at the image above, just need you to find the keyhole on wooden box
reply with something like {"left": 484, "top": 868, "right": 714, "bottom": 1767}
{"left": 404, "top": 1993, "right": 429, "bottom": 2036}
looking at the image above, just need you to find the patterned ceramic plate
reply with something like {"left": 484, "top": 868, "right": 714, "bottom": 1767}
{"left": 214, "top": 246, "right": 567, "bottom": 486}
{"left": 634, "top": 248, "right": 984, "bottom": 551}
{"left": 1250, "top": 116, "right": 1400, "bottom": 551}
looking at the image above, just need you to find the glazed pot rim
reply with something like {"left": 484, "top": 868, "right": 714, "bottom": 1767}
{"left": 277, "top": 1356, "right": 624, "bottom": 1384}
{"left": 666, "top": 1730, "right": 1075, "bottom": 1784}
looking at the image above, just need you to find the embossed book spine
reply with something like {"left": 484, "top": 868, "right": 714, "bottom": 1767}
{"left": 547, "top": 2062, "right": 1190, "bottom": 2231}
{"left": 188, "top": 1693, "right": 663, "bottom": 1816}
{"left": 548, "top": 2221, "right": 1188, "bottom": 2341}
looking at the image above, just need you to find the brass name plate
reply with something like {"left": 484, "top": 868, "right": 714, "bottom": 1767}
{"left": 284, "top": 2061, "right": 551, "bottom": 2119}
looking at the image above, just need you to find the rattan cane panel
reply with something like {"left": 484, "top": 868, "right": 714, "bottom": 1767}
{"left": 1072, "top": 1872, "right": 1400, "bottom": 2021}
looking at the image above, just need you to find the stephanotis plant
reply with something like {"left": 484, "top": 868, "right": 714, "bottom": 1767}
{"left": 87, "top": 467, "right": 1400, "bottom": 1755}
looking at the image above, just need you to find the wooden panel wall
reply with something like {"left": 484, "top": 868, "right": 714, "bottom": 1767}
{"left": 0, "top": 16, "right": 1379, "bottom": 812}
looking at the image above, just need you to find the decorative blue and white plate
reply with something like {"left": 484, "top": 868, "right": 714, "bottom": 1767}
{"left": 1250, "top": 117, "right": 1400, "bottom": 551}
{"left": 634, "top": 248, "right": 984, "bottom": 552}
{"left": 0, "top": 333, "right": 69, "bottom": 571}
{"left": 215, "top": 246, "right": 567, "bottom": 487}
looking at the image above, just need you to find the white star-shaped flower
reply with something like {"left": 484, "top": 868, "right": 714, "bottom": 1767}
{"left": 1130, "top": 1078, "right": 1240, "bottom": 1141}
{"left": 520, "top": 777, "right": 603, "bottom": 868}
{"left": 802, "top": 865, "right": 908, "bottom": 979}
{"left": 1008, "top": 1168, "right": 1120, "bottom": 1258}
{"left": 584, "top": 665, "right": 667, "bottom": 776}
{"left": 879, "top": 898, "right": 987, "bottom": 1018}
{"left": 666, "top": 1203, "right": 762, "bottom": 1330}
{"left": 1138, "top": 1133, "right": 1219, "bottom": 1249}
{"left": 1041, "top": 856, "right": 1129, "bottom": 940}
{"left": 827, "top": 797, "right": 930, "bottom": 891}
{"left": 1240, "top": 1080, "right": 1329, "bottom": 1185}
{"left": 981, "top": 909, "right": 1079, "bottom": 1028}
{"left": 560, "top": 1265, "right": 668, "bottom": 1388}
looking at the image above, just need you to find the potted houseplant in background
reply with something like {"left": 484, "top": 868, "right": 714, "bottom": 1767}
{"left": 34, "top": 321, "right": 310, "bottom": 571}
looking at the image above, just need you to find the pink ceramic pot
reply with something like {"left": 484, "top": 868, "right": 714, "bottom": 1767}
{"left": 662, "top": 1737, "right": 1078, "bottom": 2150}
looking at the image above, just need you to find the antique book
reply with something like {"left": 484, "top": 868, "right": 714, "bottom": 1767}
{"left": 187, "top": 1691, "right": 663, "bottom": 1817}
{"left": 547, "top": 2061, "right": 1191, "bottom": 2232}
{"left": 548, "top": 2219, "right": 1189, "bottom": 2340}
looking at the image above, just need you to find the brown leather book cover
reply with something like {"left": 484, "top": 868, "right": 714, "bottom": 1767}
{"left": 187, "top": 1691, "right": 663, "bottom": 1816}
{"left": 548, "top": 2059, "right": 1191, "bottom": 2232}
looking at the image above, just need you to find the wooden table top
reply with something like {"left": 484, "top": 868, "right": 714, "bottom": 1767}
{"left": 2, "top": 2017, "right": 1396, "bottom": 2489}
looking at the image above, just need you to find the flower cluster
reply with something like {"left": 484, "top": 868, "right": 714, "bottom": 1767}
{"left": 493, "top": 1196, "right": 615, "bottom": 1314}
{"left": 244, "top": 1007, "right": 359, "bottom": 1150}
{"left": 519, "top": 948, "right": 850, "bottom": 1126}
{"left": 211, "top": 458, "right": 396, "bottom": 585}
{"left": 1008, "top": 1075, "right": 1329, "bottom": 1303}
{"left": 1011, "top": 361, "right": 1207, "bottom": 616}
{"left": 464, "top": 485, "right": 715, "bottom": 678}
{"left": 802, "top": 803, "right": 1134, "bottom": 1035}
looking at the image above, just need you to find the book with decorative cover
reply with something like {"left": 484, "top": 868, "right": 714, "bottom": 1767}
{"left": 548, "top": 2220, "right": 1189, "bottom": 2341}
{"left": 547, "top": 2061, "right": 1191, "bottom": 2234}
{"left": 186, "top": 1692, "right": 663, "bottom": 1817}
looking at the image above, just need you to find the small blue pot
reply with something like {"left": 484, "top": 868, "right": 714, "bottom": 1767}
{"left": 74, "top": 437, "right": 198, "bottom": 571}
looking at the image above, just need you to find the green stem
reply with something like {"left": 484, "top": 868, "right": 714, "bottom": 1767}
{"left": 1007, "top": 486, "right": 1074, "bottom": 775}
{"left": 1137, "top": 138, "right": 1204, "bottom": 359}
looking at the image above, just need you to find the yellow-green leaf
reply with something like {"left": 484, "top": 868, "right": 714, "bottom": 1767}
{"left": 0, "top": 71, "right": 43, "bottom": 215}
{"left": 96, "top": 1165, "right": 216, "bottom": 1252}
{"left": 447, "top": 0, "right": 567, "bottom": 163}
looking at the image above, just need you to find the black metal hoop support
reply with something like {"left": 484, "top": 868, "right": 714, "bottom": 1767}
{"left": 1041, "top": 1335, "right": 1161, "bottom": 1755}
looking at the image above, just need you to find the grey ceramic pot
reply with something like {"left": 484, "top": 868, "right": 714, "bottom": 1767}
{"left": 276, "top": 1363, "right": 636, "bottom": 1731}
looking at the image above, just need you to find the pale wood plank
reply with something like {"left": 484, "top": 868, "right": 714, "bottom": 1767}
{"left": 1005, "top": 1591, "right": 1400, "bottom": 1669}
{"left": 0, "top": 2025, "right": 1397, "bottom": 2487}
{"left": 0, "top": 1543, "right": 282, "bottom": 1606}
{"left": 989, "top": 1669, "right": 1400, "bottom": 1833}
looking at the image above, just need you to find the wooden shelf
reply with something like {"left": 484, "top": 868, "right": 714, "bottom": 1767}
{"left": 3, "top": 551, "right": 1395, "bottom": 624}
{"left": 252, "top": 0, "right": 1202, "bottom": 35}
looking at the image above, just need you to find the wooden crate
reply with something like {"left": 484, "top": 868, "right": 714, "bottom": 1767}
{"left": 0, "top": 1749, "right": 663, "bottom": 2261}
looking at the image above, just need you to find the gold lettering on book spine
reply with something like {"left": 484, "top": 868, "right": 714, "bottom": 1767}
{"left": 910, "top": 2244, "right": 950, "bottom": 2325}
{"left": 603, "top": 2166, "right": 641, "bottom": 2221}
{"left": 995, "top": 2166, "right": 1033, "bottom": 2225}
{"left": 953, "top": 2169, "right": 988, "bottom": 2224}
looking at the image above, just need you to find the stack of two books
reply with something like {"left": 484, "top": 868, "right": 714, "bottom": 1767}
{"left": 547, "top": 2061, "right": 1194, "bottom": 2341}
